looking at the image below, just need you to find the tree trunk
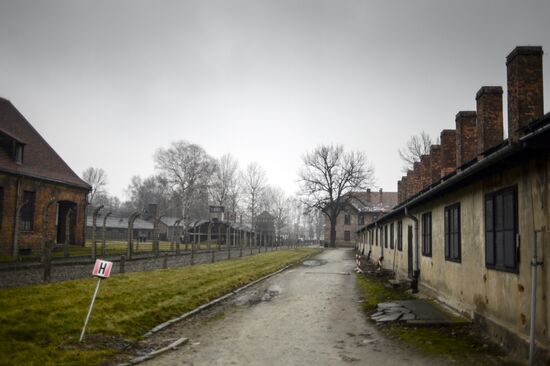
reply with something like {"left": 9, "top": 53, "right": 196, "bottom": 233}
{"left": 329, "top": 217, "right": 337, "bottom": 247}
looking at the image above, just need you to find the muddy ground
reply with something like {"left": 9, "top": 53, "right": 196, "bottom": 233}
{"left": 133, "top": 249, "right": 468, "bottom": 365}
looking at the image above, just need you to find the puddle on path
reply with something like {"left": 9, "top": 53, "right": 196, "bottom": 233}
{"left": 302, "top": 259, "right": 325, "bottom": 267}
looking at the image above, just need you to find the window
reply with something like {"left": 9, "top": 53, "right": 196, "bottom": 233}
{"left": 369, "top": 229, "right": 373, "bottom": 245}
{"left": 384, "top": 225, "right": 388, "bottom": 248}
{"left": 376, "top": 227, "right": 378, "bottom": 246}
{"left": 397, "top": 220, "right": 403, "bottom": 251}
{"left": 14, "top": 143, "right": 24, "bottom": 164}
{"left": 358, "top": 214, "right": 365, "bottom": 226}
{"left": 444, "top": 203, "right": 461, "bottom": 262}
{"left": 485, "top": 187, "right": 518, "bottom": 272}
{"left": 390, "top": 223, "right": 395, "bottom": 249}
{"left": 344, "top": 213, "right": 351, "bottom": 225}
{"left": 20, "top": 191, "right": 36, "bottom": 231}
{"left": 344, "top": 230, "right": 351, "bottom": 242}
{"left": 422, "top": 212, "right": 432, "bottom": 257}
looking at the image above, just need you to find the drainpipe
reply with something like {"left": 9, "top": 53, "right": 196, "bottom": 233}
{"left": 375, "top": 222, "right": 380, "bottom": 258}
{"left": 529, "top": 229, "right": 544, "bottom": 366}
{"left": 404, "top": 207, "right": 420, "bottom": 293}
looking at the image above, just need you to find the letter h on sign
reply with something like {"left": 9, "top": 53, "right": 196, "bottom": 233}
{"left": 92, "top": 259, "right": 113, "bottom": 278}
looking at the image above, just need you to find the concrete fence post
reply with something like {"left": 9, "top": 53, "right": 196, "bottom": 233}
{"left": 174, "top": 218, "right": 183, "bottom": 255}
{"left": 162, "top": 253, "right": 168, "bottom": 269}
{"left": 127, "top": 212, "right": 140, "bottom": 260}
{"left": 101, "top": 211, "right": 112, "bottom": 256}
{"left": 41, "top": 198, "right": 57, "bottom": 283}
{"left": 91, "top": 205, "right": 104, "bottom": 260}
{"left": 227, "top": 227, "right": 231, "bottom": 259}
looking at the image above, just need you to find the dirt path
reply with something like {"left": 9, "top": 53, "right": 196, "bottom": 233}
{"left": 140, "top": 249, "right": 448, "bottom": 366}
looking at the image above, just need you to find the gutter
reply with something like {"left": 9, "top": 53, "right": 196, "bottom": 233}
{"left": 358, "top": 142, "right": 521, "bottom": 233}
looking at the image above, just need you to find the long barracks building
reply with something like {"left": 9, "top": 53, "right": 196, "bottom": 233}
{"left": 357, "top": 46, "right": 549, "bottom": 361}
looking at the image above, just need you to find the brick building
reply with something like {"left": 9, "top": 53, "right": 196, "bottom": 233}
{"left": 358, "top": 46, "right": 550, "bottom": 362}
{"left": 0, "top": 98, "right": 90, "bottom": 257}
{"left": 324, "top": 189, "right": 397, "bottom": 247}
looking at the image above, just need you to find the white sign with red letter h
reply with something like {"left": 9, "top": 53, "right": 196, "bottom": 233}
{"left": 92, "top": 259, "right": 113, "bottom": 278}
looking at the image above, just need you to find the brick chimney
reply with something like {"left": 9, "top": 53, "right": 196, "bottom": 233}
{"left": 379, "top": 188, "right": 383, "bottom": 204}
{"left": 366, "top": 188, "right": 371, "bottom": 203}
{"left": 412, "top": 162, "right": 422, "bottom": 195}
{"left": 476, "top": 86, "right": 503, "bottom": 154}
{"left": 405, "top": 170, "right": 412, "bottom": 200}
{"left": 455, "top": 111, "right": 478, "bottom": 167}
{"left": 506, "top": 46, "right": 544, "bottom": 142}
{"left": 420, "top": 154, "right": 431, "bottom": 189}
{"left": 440, "top": 129, "right": 457, "bottom": 177}
{"left": 397, "top": 179, "right": 402, "bottom": 204}
{"left": 429, "top": 144, "right": 441, "bottom": 184}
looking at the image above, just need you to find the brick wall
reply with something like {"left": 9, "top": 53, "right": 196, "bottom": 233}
{"left": 0, "top": 173, "right": 88, "bottom": 256}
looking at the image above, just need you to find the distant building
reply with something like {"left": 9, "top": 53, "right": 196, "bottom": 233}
{"left": 323, "top": 189, "right": 397, "bottom": 247}
{"left": 255, "top": 211, "right": 275, "bottom": 245}
{"left": 0, "top": 98, "right": 90, "bottom": 257}
{"left": 86, "top": 215, "right": 154, "bottom": 242}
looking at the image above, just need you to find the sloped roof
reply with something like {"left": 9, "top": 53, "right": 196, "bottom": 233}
{"left": 160, "top": 216, "right": 182, "bottom": 227}
{"left": 86, "top": 215, "right": 153, "bottom": 230}
{"left": 0, "top": 98, "right": 90, "bottom": 190}
{"left": 347, "top": 190, "right": 398, "bottom": 212}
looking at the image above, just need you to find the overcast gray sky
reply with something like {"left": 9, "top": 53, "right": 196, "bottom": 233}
{"left": 1, "top": 0, "right": 549, "bottom": 199}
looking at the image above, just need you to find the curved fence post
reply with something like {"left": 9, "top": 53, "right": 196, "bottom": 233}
{"left": 127, "top": 211, "right": 140, "bottom": 259}
{"left": 174, "top": 218, "right": 183, "bottom": 255}
{"left": 190, "top": 223, "right": 197, "bottom": 265}
{"left": 41, "top": 198, "right": 57, "bottom": 282}
{"left": 101, "top": 211, "right": 112, "bottom": 256}
{"left": 12, "top": 199, "right": 30, "bottom": 261}
{"left": 227, "top": 226, "right": 231, "bottom": 259}
{"left": 207, "top": 222, "right": 213, "bottom": 250}
{"left": 91, "top": 205, "right": 104, "bottom": 260}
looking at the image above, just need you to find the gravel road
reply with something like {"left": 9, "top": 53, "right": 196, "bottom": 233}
{"left": 140, "top": 248, "right": 448, "bottom": 366}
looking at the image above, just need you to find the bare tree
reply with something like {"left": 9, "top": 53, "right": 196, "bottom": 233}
{"left": 154, "top": 141, "right": 216, "bottom": 219}
{"left": 126, "top": 174, "right": 177, "bottom": 214}
{"left": 299, "top": 144, "right": 374, "bottom": 247}
{"left": 211, "top": 153, "right": 240, "bottom": 210}
{"left": 241, "top": 162, "right": 267, "bottom": 228}
{"left": 270, "top": 187, "right": 289, "bottom": 237}
{"left": 82, "top": 167, "right": 107, "bottom": 205}
{"left": 398, "top": 131, "right": 433, "bottom": 172}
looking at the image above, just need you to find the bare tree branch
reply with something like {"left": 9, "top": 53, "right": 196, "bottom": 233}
{"left": 298, "top": 144, "right": 375, "bottom": 246}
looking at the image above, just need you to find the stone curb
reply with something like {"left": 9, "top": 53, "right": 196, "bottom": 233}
{"left": 142, "top": 264, "right": 293, "bottom": 337}
{"left": 116, "top": 337, "right": 189, "bottom": 366}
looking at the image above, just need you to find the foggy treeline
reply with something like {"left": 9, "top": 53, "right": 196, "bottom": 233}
{"left": 82, "top": 140, "right": 323, "bottom": 241}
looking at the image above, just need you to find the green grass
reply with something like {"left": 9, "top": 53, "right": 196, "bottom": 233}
{"left": 355, "top": 273, "right": 511, "bottom": 364}
{"left": 355, "top": 273, "right": 412, "bottom": 312}
{"left": 0, "top": 248, "right": 319, "bottom": 366}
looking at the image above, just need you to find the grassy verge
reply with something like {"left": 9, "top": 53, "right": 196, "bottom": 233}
{"left": 355, "top": 273, "right": 511, "bottom": 365}
{"left": 0, "top": 248, "right": 320, "bottom": 366}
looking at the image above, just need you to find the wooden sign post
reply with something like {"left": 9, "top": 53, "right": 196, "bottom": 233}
{"left": 79, "top": 259, "right": 113, "bottom": 342}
